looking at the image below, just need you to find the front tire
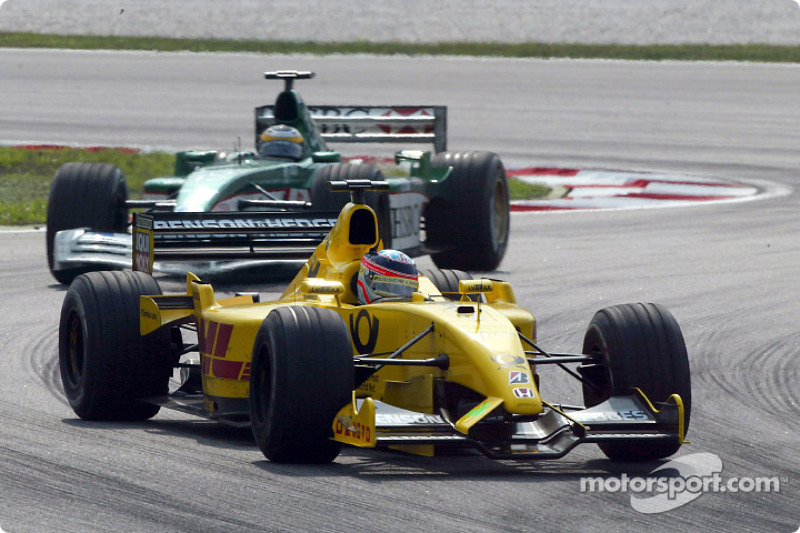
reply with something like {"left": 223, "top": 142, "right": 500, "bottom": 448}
{"left": 579, "top": 303, "right": 691, "bottom": 461}
{"left": 249, "top": 306, "right": 354, "bottom": 463}
{"left": 425, "top": 151, "right": 509, "bottom": 271}
{"left": 46, "top": 163, "right": 129, "bottom": 285}
{"left": 59, "top": 271, "right": 174, "bottom": 420}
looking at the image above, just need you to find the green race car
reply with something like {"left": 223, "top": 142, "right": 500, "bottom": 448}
{"left": 47, "top": 70, "right": 510, "bottom": 284}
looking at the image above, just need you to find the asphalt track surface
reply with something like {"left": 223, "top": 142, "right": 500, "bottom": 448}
{"left": 1, "top": 50, "right": 799, "bottom": 532}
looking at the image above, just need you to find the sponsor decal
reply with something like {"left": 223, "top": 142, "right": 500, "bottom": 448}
{"left": 378, "top": 108, "right": 434, "bottom": 135}
{"left": 388, "top": 192, "right": 426, "bottom": 249}
{"left": 307, "top": 107, "right": 374, "bottom": 135}
{"left": 491, "top": 354, "right": 528, "bottom": 370}
{"left": 306, "top": 283, "right": 342, "bottom": 295}
{"left": 513, "top": 387, "right": 536, "bottom": 399}
{"left": 350, "top": 309, "right": 379, "bottom": 354}
{"left": 334, "top": 418, "right": 372, "bottom": 443}
{"left": 357, "top": 374, "right": 380, "bottom": 395}
{"left": 198, "top": 320, "right": 218, "bottom": 354}
{"left": 509, "top": 371, "right": 530, "bottom": 385}
{"left": 134, "top": 230, "right": 150, "bottom": 251}
{"left": 577, "top": 409, "right": 650, "bottom": 422}
{"left": 153, "top": 217, "right": 336, "bottom": 230}
{"left": 199, "top": 320, "right": 241, "bottom": 379}
{"left": 240, "top": 362, "right": 251, "bottom": 382}
{"left": 376, "top": 413, "right": 445, "bottom": 425}
{"left": 295, "top": 106, "right": 437, "bottom": 135}
{"left": 133, "top": 226, "right": 153, "bottom": 273}
{"left": 211, "top": 359, "right": 244, "bottom": 381}
{"left": 463, "top": 281, "right": 492, "bottom": 292}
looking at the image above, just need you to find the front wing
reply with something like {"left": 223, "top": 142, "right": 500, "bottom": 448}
{"left": 333, "top": 390, "right": 687, "bottom": 460}
{"left": 53, "top": 228, "right": 133, "bottom": 272}
{"left": 51, "top": 210, "right": 340, "bottom": 276}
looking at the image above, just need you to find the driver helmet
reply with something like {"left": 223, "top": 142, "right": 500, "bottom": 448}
{"left": 356, "top": 250, "right": 419, "bottom": 305}
{"left": 258, "top": 124, "right": 305, "bottom": 161}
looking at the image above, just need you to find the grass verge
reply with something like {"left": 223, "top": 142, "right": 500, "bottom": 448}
{"left": 0, "top": 146, "right": 173, "bottom": 225}
{"left": 2, "top": 32, "right": 800, "bottom": 63}
{"left": 0, "top": 146, "right": 548, "bottom": 226}
{"left": 508, "top": 179, "right": 549, "bottom": 201}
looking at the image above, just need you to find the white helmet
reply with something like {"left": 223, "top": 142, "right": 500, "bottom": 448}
{"left": 356, "top": 250, "right": 419, "bottom": 304}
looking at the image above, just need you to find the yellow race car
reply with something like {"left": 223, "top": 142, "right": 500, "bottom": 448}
{"left": 59, "top": 180, "right": 690, "bottom": 464}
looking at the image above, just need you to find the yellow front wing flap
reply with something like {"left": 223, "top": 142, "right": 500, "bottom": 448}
{"left": 332, "top": 394, "right": 377, "bottom": 448}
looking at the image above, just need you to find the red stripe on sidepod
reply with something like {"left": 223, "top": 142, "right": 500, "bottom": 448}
{"left": 212, "top": 359, "right": 244, "bottom": 380}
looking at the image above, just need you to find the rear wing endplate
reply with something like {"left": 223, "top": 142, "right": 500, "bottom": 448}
{"left": 132, "top": 211, "right": 338, "bottom": 273}
{"left": 256, "top": 105, "right": 447, "bottom": 153}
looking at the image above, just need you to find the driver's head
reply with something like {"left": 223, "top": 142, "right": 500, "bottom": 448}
{"left": 356, "top": 250, "right": 419, "bottom": 304}
{"left": 258, "top": 124, "right": 304, "bottom": 161}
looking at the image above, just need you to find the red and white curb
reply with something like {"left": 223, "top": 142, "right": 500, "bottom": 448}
{"left": 508, "top": 167, "right": 761, "bottom": 212}
{"left": 350, "top": 156, "right": 766, "bottom": 213}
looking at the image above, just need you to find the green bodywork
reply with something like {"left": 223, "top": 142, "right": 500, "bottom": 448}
{"left": 142, "top": 83, "right": 452, "bottom": 213}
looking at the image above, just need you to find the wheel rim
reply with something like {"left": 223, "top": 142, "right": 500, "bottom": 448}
{"left": 581, "top": 330, "right": 612, "bottom": 408}
{"left": 65, "top": 312, "right": 85, "bottom": 389}
{"left": 250, "top": 346, "right": 272, "bottom": 429}
{"left": 491, "top": 175, "right": 510, "bottom": 248}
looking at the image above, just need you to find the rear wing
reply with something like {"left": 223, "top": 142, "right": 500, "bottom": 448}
{"left": 256, "top": 105, "right": 447, "bottom": 153}
{"left": 132, "top": 211, "right": 338, "bottom": 273}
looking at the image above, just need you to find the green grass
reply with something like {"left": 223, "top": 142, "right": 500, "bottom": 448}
{"left": 508, "top": 178, "right": 549, "bottom": 201}
{"left": 2, "top": 32, "right": 800, "bottom": 62}
{"left": 0, "top": 147, "right": 173, "bottom": 225}
{"left": 0, "top": 146, "right": 548, "bottom": 226}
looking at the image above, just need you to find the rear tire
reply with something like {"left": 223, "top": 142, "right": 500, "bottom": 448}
{"left": 46, "top": 163, "right": 129, "bottom": 284}
{"left": 425, "top": 151, "right": 509, "bottom": 271}
{"left": 311, "top": 163, "right": 391, "bottom": 248}
{"left": 59, "top": 271, "right": 174, "bottom": 421}
{"left": 579, "top": 303, "right": 691, "bottom": 461}
{"left": 422, "top": 268, "right": 474, "bottom": 301}
{"left": 249, "top": 306, "right": 354, "bottom": 463}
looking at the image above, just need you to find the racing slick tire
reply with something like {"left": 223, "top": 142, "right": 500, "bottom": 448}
{"left": 423, "top": 268, "right": 478, "bottom": 301}
{"left": 311, "top": 163, "right": 392, "bottom": 248}
{"left": 579, "top": 303, "right": 691, "bottom": 462}
{"left": 46, "top": 162, "right": 129, "bottom": 285}
{"left": 425, "top": 151, "right": 509, "bottom": 272}
{"left": 59, "top": 270, "right": 175, "bottom": 421}
{"left": 249, "top": 306, "right": 354, "bottom": 464}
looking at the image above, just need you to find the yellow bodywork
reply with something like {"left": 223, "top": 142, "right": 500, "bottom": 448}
{"left": 139, "top": 202, "right": 537, "bottom": 435}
